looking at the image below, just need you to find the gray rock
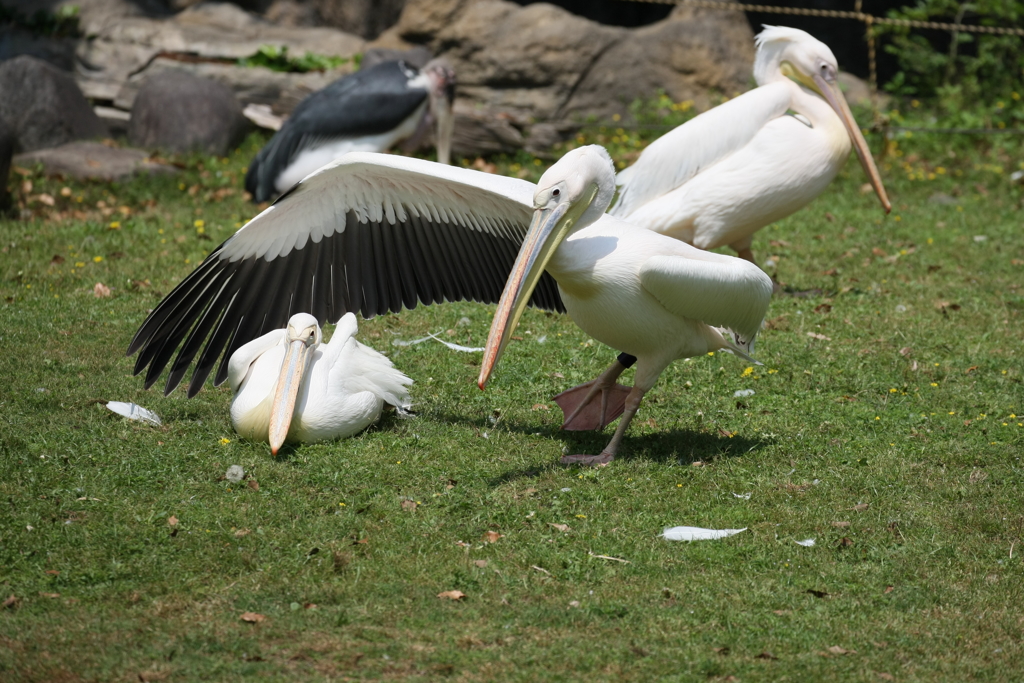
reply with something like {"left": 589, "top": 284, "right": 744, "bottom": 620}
{"left": 524, "top": 121, "right": 579, "bottom": 155}
{"left": 0, "top": 28, "right": 78, "bottom": 72}
{"left": 0, "top": 117, "right": 14, "bottom": 211}
{"left": 314, "top": 0, "right": 407, "bottom": 40}
{"left": 422, "top": 1, "right": 621, "bottom": 122}
{"left": 361, "top": 46, "right": 433, "bottom": 71}
{"left": 75, "top": 2, "right": 364, "bottom": 102}
{"left": 264, "top": 0, "right": 320, "bottom": 27}
{"left": 0, "top": 56, "right": 108, "bottom": 153}
{"left": 129, "top": 71, "right": 249, "bottom": 154}
{"left": 562, "top": 4, "right": 755, "bottom": 120}
{"left": 113, "top": 59, "right": 350, "bottom": 113}
{"left": 13, "top": 141, "right": 178, "bottom": 181}
{"left": 451, "top": 103, "right": 524, "bottom": 156}
{"left": 389, "top": 0, "right": 754, "bottom": 130}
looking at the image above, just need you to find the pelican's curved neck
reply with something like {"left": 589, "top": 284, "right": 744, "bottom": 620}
{"left": 753, "top": 43, "right": 791, "bottom": 86}
{"left": 789, "top": 80, "right": 846, "bottom": 141}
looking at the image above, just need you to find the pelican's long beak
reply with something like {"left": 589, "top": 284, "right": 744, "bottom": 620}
{"left": 432, "top": 90, "right": 454, "bottom": 165}
{"left": 813, "top": 72, "right": 891, "bottom": 213}
{"left": 479, "top": 184, "right": 597, "bottom": 389}
{"left": 268, "top": 338, "right": 313, "bottom": 455}
{"left": 478, "top": 202, "right": 571, "bottom": 389}
{"left": 426, "top": 62, "right": 456, "bottom": 165}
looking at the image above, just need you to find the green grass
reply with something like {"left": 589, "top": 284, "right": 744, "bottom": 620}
{"left": 1, "top": 127, "right": 1022, "bottom": 682}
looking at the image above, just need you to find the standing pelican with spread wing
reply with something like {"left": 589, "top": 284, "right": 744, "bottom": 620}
{"left": 128, "top": 147, "right": 769, "bottom": 464}
{"left": 478, "top": 146, "right": 772, "bottom": 464}
{"left": 552, "top": 26, "right": 892, "bottom": 432}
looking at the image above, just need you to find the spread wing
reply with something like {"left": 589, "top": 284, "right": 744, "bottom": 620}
{"left": 130, "top": 152, "right": 563, "bottom": 397}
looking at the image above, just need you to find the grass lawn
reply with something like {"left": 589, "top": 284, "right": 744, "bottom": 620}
{"left": 1, "top": 124, "right": 1022, "bottom": 682}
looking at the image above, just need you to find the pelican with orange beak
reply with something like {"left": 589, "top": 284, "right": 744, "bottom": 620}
{"left": 613, "top": 26, "right": 890, "bottom": 263}
{"left": 554, "top": 26, "right": 892, "bottom": 432}
{"left": 228, "top": 312, "right": 412, "bottom": 454}
{"left": 480, "top": 146, "right": 773, "bottom": 465}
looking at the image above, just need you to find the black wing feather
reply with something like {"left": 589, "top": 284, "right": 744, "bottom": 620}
{"left": 129, "top": 196, "right": 565, "bottom": 397}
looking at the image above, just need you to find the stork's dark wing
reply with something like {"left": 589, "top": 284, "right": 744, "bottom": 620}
{"left": 245, "top": 61, "right": 429, "bottom": 202}
{"left": 131, "top": 152, "right": 564, "bottom": 397}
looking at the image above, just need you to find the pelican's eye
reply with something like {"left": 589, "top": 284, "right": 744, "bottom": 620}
{"left": 552, "top": 188, "right": 560, "bottom": 197}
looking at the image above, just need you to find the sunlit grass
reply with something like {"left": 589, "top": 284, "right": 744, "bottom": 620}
{"left": 1, "top": 110, "right": 1022, "bottom": 680}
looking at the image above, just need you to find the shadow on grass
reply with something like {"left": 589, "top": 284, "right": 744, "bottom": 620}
{"left": 429, "top": 411, "right": 772, "bottom": 485}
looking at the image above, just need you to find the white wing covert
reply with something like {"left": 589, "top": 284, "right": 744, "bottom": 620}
{"left": 639, "top": 254, "right": 773, "bottom": 342}
{"left": 128, "top": 153, "right": 564, "bottom": 397}
{"left": 612, "top": 83, "right": 791, "bottom": 218}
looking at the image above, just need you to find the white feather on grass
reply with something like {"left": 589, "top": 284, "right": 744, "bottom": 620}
{"left": 106, "top": 401, "right": 162, "bottom": 427}
{"left": 661, "top": 526, "right": 747, "bottom": 542}
{"left": 392, "top": 332, "right": 484, "bottom": 353}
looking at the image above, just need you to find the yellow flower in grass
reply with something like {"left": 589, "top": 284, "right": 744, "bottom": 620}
{"left": 219, "top": 437, "right": 231, "bottom": 445}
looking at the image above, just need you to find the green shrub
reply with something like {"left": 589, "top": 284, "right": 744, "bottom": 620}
{"left": 237, "top": 45, "right": 361, "bottom": 73}
{"left": 880, "top": 0, "right": 1024, "bottom": 107}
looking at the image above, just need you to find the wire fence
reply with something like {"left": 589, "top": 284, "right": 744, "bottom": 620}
{"left": 619, "top": 0, "right": 1024, "bottom": 136}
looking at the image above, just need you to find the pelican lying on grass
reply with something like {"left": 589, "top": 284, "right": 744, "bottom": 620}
{"left": 556, "top": 25, "right": 892, "bottom": 431}
{"left": 228, "top": 312, "right": 412, "bottom": 454}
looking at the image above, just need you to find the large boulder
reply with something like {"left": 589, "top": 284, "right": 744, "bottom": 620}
{"left": 0, "top": 117, "right": 14, "bottom": 211}
{"left": 128, "top": 71, "right": 249, "bottom": 154}
{"left": 384, "top": 0, "right": 755, "bottom": 123}
{"left": 13, "top": 141, "right": 179, "bottom": 181}
{"left": 563, "top": 3, "right": 756, "bottom": 119}
{"left": 0, "top": 56, "right": 108, "bottom": 153}
{"left": 313, "top": 0, "right": 407, "bottom": 40}
{"left": 75, "top": 2, "right": 364, "bottom": 102}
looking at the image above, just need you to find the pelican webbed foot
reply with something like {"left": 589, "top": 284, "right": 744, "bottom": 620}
{"left": 553, "top": 359, "right": 631, "bottom": 431}
{"left": 560, "top": 452, "right": 614, "bottom": 467}
{"left": 559, "top": 384, "right": 648, "bottom": 467}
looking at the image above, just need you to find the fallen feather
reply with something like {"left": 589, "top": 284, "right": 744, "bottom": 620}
{"left": 662, "top": 526, "right": 747, "bottom": 542}
{"left": 437, "top": 590, "right": 466, "bottom": 601}
{"left": 106, "top": 401, "right": 162, "bottom": 427}
{"left": 732, "top": 492, "right": 752, "bottom": 500}
{"left": 393, "top": 332, "right": 483, "bottom": 353}
{"left": 733, "top": 388, "right": 755, "bottom": 398}
{"left": 588, "top": 552, "right": 630, "bottom": 564}
{"left": 795, "top": 538, "right": 816, "bottom": 547}
{"left": 226, "top": 465, "right": 244, "bottom": 483}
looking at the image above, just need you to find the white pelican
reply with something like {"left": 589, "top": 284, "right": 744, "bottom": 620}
{"left": 245, "top": 59, "right": 456, "bottom": 202}
{"left": 479, "top": 146, "right": 772, "bottom": 464}
{"left": 127, "top": 147, "right": 768, "bottom": 464}
{"left": 552, "top": 26, "right": 893, "bottom": 432}
{"left": 613, "top": 25, "right": 890, "bottom": 264}
{"left": 228, "top": 312, "right": 412, "bottom": 454}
